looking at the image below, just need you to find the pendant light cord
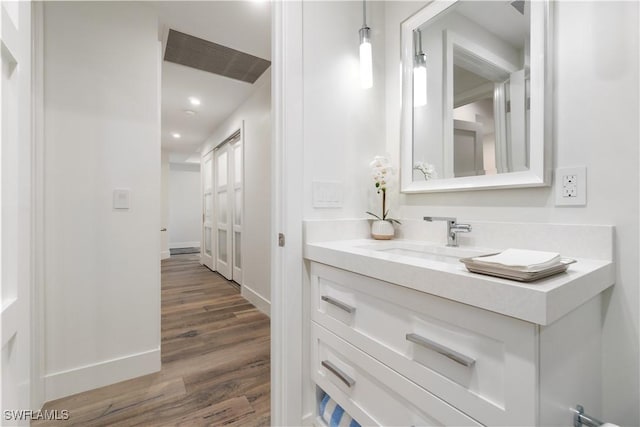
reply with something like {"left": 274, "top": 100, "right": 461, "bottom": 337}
{"left": 362, "top": 0, "right": 367, "bottom": 28}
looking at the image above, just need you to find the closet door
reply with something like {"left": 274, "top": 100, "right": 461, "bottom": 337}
{"left": 231, "top": 139, "right": 243, "bottom": 284}
{"left": 201, "top": 150, "right": 215, "bottom": 270}
{"left": 215, "top": 145, "right": 232, "bottom": 280}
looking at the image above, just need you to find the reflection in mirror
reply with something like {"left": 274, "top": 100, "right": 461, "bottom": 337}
{"left": 413, "top": 29, "right": 428, "bottom": 108}
{"left": 414, "top": 1, "right": 530, "bottom": 179}
{"left": 409, "top": 0, "right": 541, "bottom": 185}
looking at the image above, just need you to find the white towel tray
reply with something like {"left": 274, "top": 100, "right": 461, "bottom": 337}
{"left": 460, "top": 254, "right": 577, "bottom": 282}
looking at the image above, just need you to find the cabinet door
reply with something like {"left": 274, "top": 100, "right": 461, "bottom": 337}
{"left": 311, "top": 262, "right": 537, "bottom": 426}
{"left": 312, "top": 323, "right": 483, "bottom": 427}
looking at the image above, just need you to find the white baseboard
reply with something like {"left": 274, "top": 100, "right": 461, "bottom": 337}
{"left": 241, "top": 285, "right": 271, "bottom": 317}
{"left": 169, "top": 241, "right": 200, "bottom": 249}
{"left": 44, "top": 348, "right": 160, "bottom": 402}
{"left": 161, "top": 250, "right": 170, "bottom": 260}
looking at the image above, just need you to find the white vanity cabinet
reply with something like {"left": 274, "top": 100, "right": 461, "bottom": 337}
{"left": 311, "top": 323, "right": 482, "bottom": 427}
{"left": 308, "top": 261, "right": 605, "bottom": 427}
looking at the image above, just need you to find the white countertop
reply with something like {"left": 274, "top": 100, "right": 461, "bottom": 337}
{"left": 304, "top": 239, "right": 615, "bottom": 325}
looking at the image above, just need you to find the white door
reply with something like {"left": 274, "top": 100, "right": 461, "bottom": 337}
{"left": 453, "top": 119, "right": 484, "bottom": 177}
{"left": 201, "top": 150, "right": 215, "bottom": 270}
{"left": 231, "top": 139, "right": 243, "bottom": 283}
{"left": 1, "top": 0, "right": 32, "bottom": 421}
{"left": 215, "top": 145, "right": 232, "bottom": 279}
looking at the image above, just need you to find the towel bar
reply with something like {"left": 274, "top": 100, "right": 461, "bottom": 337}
{"left": 572, "top": 404, "right": 603, "bottom": 427}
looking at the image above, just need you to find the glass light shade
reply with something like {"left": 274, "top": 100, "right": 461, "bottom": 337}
{"left": 413, "top": 63, "right": 427, "bottom": 107}
{"left": 360, "top": 41, "right": 373, "bottom": 89}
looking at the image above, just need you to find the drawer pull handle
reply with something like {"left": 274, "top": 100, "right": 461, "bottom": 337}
{"left": 321, "top": 360, "right": 355, "bottom": 388}
{"left": 406, "top": 333, "right": 476, "bottom": 367}
{"left": 321, "top": 296, "right": 355, "bottom": 314}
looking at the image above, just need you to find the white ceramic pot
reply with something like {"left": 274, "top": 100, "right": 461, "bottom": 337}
{"left": 371, "top": 220, "right": 395, "bottom": 240}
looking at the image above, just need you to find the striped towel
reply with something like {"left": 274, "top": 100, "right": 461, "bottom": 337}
{"left": 320, "top": 393, "right": 361, "bottom": 427}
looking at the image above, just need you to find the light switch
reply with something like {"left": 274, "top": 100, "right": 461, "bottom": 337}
{"left": 312, "top": 181, "right": 343, "bottom": 208}
{"left": 113, "top": 189, "right": 131, "bottom": 210}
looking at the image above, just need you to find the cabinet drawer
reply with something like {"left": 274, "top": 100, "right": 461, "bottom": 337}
{"left": 311, "top": 322, "right": 482, "bottom": 427}
{"left": 310, "top": 262, "right": 537, "bottom": 426}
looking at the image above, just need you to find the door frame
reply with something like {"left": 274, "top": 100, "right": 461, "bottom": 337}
{"left": 270, "top": 1, "right": 304, "bottom": 425}
{"left": 29, "top": 0, "right": 308, "bottom": 420}
{"left": 31, "top": 1, "right": 46, "bottom": 411}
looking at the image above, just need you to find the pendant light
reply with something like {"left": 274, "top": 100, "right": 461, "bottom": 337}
{"left": 413, "top": 29, "right": 427, "bottom": 107}
{"left": 359, "top": 0, "right": 373, "bottom": 89}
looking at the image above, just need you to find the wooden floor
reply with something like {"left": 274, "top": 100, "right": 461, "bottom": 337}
{"left": 35, "top": 254, "right": 271, "bottom": 426}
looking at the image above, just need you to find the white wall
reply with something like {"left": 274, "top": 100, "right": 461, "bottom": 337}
{"left": 43, "top": 2, "right": 161, "bottom": 400}
{"left": 385, "top": 1, "right": 639, "bottom": 425}
{"left": 303, "top": 1, "right": 387, "bottom": 220}
{"left": 201, "top": 69, "right": 271, "bottom": 315}
{"left": 161, "top": 150, "right": 170, "bottom": 259}
{"left": 299, "top": 1, "right": 387, "bottom": 420}
{"left": 168, "top": 163, "right": 201, "bottom": 248}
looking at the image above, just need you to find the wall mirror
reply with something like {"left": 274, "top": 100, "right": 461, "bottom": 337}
{"left": 400, "top": 0, "right": 552, "bottom": 192}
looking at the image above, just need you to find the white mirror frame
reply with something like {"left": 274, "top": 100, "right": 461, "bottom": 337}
{"left": 400, "top": 0, "right": 553, "bottom": 193}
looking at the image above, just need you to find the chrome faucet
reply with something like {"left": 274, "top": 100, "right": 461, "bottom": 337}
{"left": 424, "top": 216, "right": 472, "bottom": 247}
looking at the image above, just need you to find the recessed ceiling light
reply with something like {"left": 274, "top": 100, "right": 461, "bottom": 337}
{"left": 184, "top": 109, "right": 197, "bottom": 116}
{"left": 188, "top": 97, "right": 201, "bottom": 106}
{"left": 171, "top": 132, "right": 181, "bottom": 139}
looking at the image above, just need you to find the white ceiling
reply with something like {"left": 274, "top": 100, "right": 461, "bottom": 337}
{"left": 161, "top": 62, "right": 257, "bottom": 161}
{"left": 148, "top": 1, "right": 271, "bottom": 162}
{"left": 457, "top": 1, "right": 528, "bottom": 49}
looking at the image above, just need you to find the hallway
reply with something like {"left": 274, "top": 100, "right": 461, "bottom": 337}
{"left": 35, "top": 254, "right": 270, "bottom": 426}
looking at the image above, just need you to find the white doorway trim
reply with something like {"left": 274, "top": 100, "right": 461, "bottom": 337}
{"left": 31, "top": 1, "right": 46, "bottom": 411}
{"left": 270, "top": 1, "right": 304, "bottom": 425}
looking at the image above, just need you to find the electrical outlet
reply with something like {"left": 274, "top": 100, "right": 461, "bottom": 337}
{"left": 562, "top": 186, "right": 577, "bottom": 198}
{"left": 562, "top": 174, "right": 577, "bottom": 198}
{"left": 555, "top": 167, "right": 586, "bottom": 206}
{"left": 563, "top": 174, "right": 577, "bottom": 187}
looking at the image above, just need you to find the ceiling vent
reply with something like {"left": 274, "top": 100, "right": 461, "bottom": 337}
{"left": 164, "top": 29, "right": 271, "bottom": 84}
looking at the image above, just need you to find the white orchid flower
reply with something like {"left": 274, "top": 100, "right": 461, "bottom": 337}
{"left": 413, "top": 161, "right": 438, "bottom": 181}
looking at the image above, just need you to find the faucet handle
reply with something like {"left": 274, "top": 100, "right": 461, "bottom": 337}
{"left": 424, "top": 216, "right": 456, "bottom": 224}
{"left": 452, "top": 223, "right": 472, "bottom": 232}
{"left": 424, "top": 216, "right": 470, "bottom": 247}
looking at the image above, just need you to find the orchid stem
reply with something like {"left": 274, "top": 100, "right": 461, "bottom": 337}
{"left": 382, "top": 188, "right": 386, "bottom": 220}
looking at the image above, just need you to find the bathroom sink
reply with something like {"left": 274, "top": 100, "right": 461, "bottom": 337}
{"left": 357, "top": 241, "right": 491, "bottom": 264}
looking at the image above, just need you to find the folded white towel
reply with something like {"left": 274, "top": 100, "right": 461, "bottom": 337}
{"left": 472, "top": 248, "right": 561, "bottom": 272}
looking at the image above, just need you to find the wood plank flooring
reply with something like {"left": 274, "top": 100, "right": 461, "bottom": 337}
{"left": 34, "top": 254, "right": 270, "bottom": 426}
